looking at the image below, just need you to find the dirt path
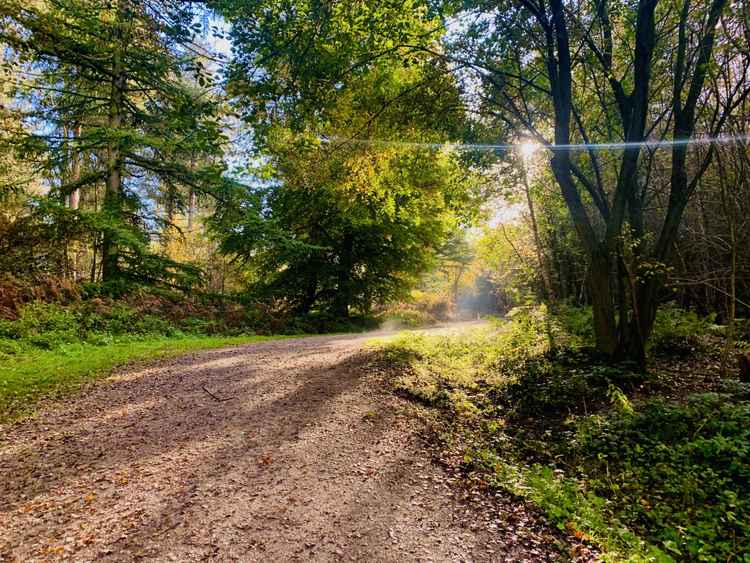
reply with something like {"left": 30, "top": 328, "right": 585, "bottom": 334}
{"left": 1, "top": 327, "right": 569, "bottom": 562}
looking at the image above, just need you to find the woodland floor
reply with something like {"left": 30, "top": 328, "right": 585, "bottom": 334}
{"left": 1, "top": 325, "right": 581, "bottom": 562}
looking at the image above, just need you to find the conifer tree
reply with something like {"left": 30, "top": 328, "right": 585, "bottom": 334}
{"left": 0, "top": 0, "right": 228, "bottom": 283}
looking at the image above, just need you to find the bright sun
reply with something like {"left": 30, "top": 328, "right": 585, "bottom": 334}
{"left": 519, "top": 141, "right": 539, "bottom": 159}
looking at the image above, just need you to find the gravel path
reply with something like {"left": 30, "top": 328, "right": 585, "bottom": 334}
{"left": 1, "top": 328, "right": 571, "bottom": 562}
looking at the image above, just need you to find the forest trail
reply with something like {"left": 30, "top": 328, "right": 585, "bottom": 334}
{"left": 1, "top": 325, "right": 563, "bottom": 562}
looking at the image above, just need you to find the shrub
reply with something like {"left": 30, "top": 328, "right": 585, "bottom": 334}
{"left": 27, "top": 330, "right": 81, "bottom": 349}
{"left": 0, "top": 338, "right": 24, "bottom": 358}
{"left": 180, "top": 317, "right": 224, "bottom": 335}
{"left": 573, "top": 393, "right": 750, "bottom": 560}
{"left": 503, "top": 352, "right": 643, "bottom": 419}
{"left": 379, "top": 308, "right": 437, "bottom": 329}
{"left": 13, "top": 302, "right": 81, "bottom": 341}
{"left": 735, "top": 319, "right": 750, "bottom": 341}
{"left": 133, "top": 314, "right": 175, "bottom": 336}
{"left": 96, "top": 302, "right": 139, "bottom": 335}
{"left": 0, "top": 300, "right": 190, "bottom": 350}
{"left": 554, "top": 304, "right": 594, "bottom": 346}
{"left": 0, "top": 289, "right": 352, "bottom": 353}
{"left": 649, "top": 305, "right": 715, "bottom": 356}
{"left": 84, "top": 332, "right": 115, "bottom": 346}
{"left": 0, "top": 319, "right": 17, "bottom": 339}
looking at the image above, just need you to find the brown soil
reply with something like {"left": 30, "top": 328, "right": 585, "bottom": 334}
{"left": 1, "top": 329, "right": 577, "bottom": 562}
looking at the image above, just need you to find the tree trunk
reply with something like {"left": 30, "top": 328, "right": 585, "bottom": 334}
{"left": 101, "top": 6, "right": 126, "bottom": 282}
{"left": 333, "top": 234, "right": 354, "bottom": 318}
{"left": 588, "top": 249, "right": 618, "bottom": 356}
{"left": 297, "top": 271, "right": 318, "bottom": 315}
{"left": 618, "top": 255, "right": 647, "bottom": 366}
{"left": 722, "top": 223, "right": 736, "bottom": 377}
{"left": 187, "top": 188, "right": 197, "bottom": 231}
{"left": 90, "top": 238, "right": 98, "bottom": 282}
{"left": 547, "top": 0, "right": 620, "bottom": 356}
{"left": 69, "top": 123, "right": 82, "bottom": 210}
{"left": 637, "top": 0, "right": 728, "bottom": 348}
{"left": 521, "top": 155, "right": 556, "bottom": 304}
{"left": 717, "top": 150, "right": 737, "bottom": 377}
{"left": 68, "top": 123, "right": 83, "bottom": 280}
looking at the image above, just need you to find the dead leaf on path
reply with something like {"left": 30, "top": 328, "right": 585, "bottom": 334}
{"left": 259, "top": 455, "right": 273, "bottom": 466}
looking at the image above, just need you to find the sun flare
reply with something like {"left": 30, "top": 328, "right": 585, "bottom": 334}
{"left": 519, "top": 141, "right": 540, "bottom": 159}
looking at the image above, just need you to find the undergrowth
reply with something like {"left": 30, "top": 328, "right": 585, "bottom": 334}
{"left": 377, "top": 307, "right": 438, "bottom": 329}
{"left": 381, "top": 305, "right": 749, "bottom": 561}
{"left": 0, "top": 297, "right": 381, "bottom": 362}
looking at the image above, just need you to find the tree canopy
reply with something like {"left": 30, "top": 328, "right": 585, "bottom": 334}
{"left": 0, "top": 0, "right": 748, "bottom": 355}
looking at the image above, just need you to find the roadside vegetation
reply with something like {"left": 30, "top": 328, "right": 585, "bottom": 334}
{"left": 379, "top": 307, "right": 750, "bottom": 561}
{"left": 0, "top": 283, "right": 297, "bottom": 422}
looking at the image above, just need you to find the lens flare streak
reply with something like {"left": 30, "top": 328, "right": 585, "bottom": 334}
{"left": 321, "top": 134, "right": 750, "bottom": 152}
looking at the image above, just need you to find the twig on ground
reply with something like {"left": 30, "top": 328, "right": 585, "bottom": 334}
{"left": 201, "top": 385, "right": 234, "bottom": 402}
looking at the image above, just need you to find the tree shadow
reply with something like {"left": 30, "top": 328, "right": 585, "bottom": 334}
{"left": 0, "top": 334, "right": 371, "bottom": 514}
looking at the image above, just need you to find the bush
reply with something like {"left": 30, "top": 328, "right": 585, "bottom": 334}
{"left": 503, "top": 352, "right": 643, "bottom": 419}
{"left": 735, "top": 319, "right": 750, "bottom": 342}
{"left": 554, "top": 304, "right": 594, "bottom": 346}
{"left": 0, "top": 290, "right": 372, "bottom": 354}
{"left": 573, "top": 393, "right": 750, "bottom": 560}
{"left": 0, "top": 300, "right": 187, "bottom": 351}
{"left": 649, "top": 305, "right": 715, "bottom": 356}
{"left": 97, "top": 302, "right": 140, "bottom": 334}
{"left": 133, "top": 314, "right": 175, "bottom": 336}
{"left": 0, "top": 338, "right": 24, "bottom": 359}
{"left": 0, "top": 319, "right": 17, "bottom": 339}
{"left": 180, "top": 317, "right": 225, "bottom": 335}
{"left": 379, "top": 308, "right": 437, "bottom": 329}
{"left": 13, "top": 302, "right": 81, "bottom": 341}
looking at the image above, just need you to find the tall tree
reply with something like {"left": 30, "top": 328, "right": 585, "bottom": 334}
{"left": 431, "top": 0, "right": 746, "bottom": 363}
{"left": 0, "top": 0, "right": 228, "bottom": 284}
{"left": 211, "top": 0, "right": 485, "bottom": 316}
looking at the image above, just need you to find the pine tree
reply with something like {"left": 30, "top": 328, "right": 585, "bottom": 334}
{"left": 0, "top": 0, "right": 228, "bottom": 283}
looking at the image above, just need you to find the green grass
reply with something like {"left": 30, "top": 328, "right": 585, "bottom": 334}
{"left": 0, "top": 334, "right": 288, "bottom": 423}
{"left": 377, "top": 307, "right": 750, "bottom": 561}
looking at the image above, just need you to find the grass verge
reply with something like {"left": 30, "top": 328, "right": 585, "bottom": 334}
{"left": 0, "top": 334, "right": 287, "bottom": 424}
{"left": 376, "top": 307, "right": 749, "bottom": 562}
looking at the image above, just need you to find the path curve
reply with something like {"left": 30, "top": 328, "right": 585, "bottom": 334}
{"left": 1, "top": 327, "right": 567, "bottom": 562}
